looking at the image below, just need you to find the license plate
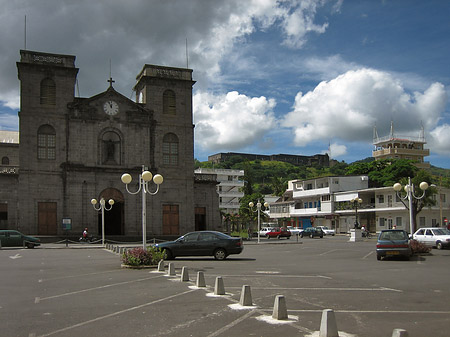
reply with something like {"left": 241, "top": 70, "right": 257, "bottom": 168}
{"left": 386, "top": 251, "right": 400, "bottom": 255}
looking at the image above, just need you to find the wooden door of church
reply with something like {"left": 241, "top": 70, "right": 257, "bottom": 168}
{"left": 163, "top": 204, "right": 179, "bottom": 235}
{"left": 38, "top": 202, "right": 57, "bottom": 235}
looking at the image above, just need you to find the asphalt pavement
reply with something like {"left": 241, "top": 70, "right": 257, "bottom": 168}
{"left": 1, "top": 235, "right": 449, "bottom": 337}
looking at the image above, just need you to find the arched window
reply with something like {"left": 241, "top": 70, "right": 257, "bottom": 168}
{"left": 163, "top": 90, "right": 176, "bottom": 115}
{"left": 163, "top": 133, "right": 179, "bottom": 166}
{"left": 1, "top": 157, "right": 9, "bottom": 165}
{"left": 37, "top": 125, "right": 56, "bottom": 160}
{"left": 40, "top": 78, "right": 56, "bottom": 105}
{"left": 101, "top": 131, "right": 121, "bottom": 165}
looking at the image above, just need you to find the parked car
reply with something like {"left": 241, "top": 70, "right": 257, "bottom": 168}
{"left": 412, "top": 227, "right": 450, "bottom": 249}
{"left": 266, "top": 227, "right": 291, "bottom": 239}
{"left": 259, "top": 227, "right": 275, "bottom": 237}
{"left": 287, "top": 226, "right": 303, "bottom": 236}
{"left": 376, "top": 229, "right": 411, "bottom": 261}
{"left": 317, "top": 226, "right": 335, "bottom": 236}
{"left": 155, "top": 231, "right": 243, "bottom": 260}
{"left": 0, "top": 230, "right": 41, "bottom": 248}
{"left": 300, "top": 227, "right": 324, "bottom": 238}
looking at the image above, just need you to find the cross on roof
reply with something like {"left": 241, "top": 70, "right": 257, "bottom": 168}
{"left": 107, "top": 77, "right": 115, "bottom": 87}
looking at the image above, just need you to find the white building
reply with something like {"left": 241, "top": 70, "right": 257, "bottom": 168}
{"left": 268, "top": 175, "right": 449, "bottom": 234}
{"left": 194, "top": 168, "right": 244, "bottom": 215}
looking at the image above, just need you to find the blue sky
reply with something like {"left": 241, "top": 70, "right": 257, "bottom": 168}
{"left": 0, "top": 0, "right": 449, "bottom": 168}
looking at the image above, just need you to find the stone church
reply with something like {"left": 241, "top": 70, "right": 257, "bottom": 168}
{"left": 0, "top": 49, "right": 220, "bottom": 238}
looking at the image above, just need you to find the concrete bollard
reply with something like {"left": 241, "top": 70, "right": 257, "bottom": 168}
{"left": 158, "top": 260, "right": 165, "bottom": 272}
{"left": 392, "top": 329, "right": 409, "bottom": 337}
{"left": 196, "top": 271, "right": 206, "bottom": 287}
{"left": 167, "top": 263, "right": 176, "bottom": 276}
{"left": 214, "top": 276, "right": 225, "bottom": 295}
{"left": 272, "top": 295, "right": 288, "bottom": 320}
{"left": 181, "top": 266, "right": 189, "bottom": 282}
{"left": 239, "top": 285, "right": 253, "bottom": 306}
{"left": 319, "top": 309, "right": 339, "bottom": 337}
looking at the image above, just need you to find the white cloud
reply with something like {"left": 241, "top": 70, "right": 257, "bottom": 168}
{"left": 429, "top": 124, "right": 450, "bottom": 156}
{"left": 282, "top": 68, "right": 448, "bottom": 147}
{"left": 0, "top": 0, "right": 341, "bottom": 113}
{"left": 193, "top": 91, "right": 277, "bottom": 152}
{"left": 326, "top": 142, "right": 347, "bottom": 158}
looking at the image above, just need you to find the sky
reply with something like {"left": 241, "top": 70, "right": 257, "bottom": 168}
{"left": 0, "top": 0, "right": 449, "bottom": 168}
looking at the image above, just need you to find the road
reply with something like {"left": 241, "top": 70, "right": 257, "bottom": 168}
{"left": 1, "top": 235, "right": 449, "bottom": 337}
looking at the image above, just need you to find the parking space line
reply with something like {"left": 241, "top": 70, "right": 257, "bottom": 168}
{"left": 38, "top": 269, "right": 120, "bottom": 282}
{"left": 273, "top": 309, "right": 450, "bottom": 314}
{"left": 37, "top": 274, "right": 166, "bottom": 301}
{"left": 36, "top": 289, "right": 197, "bottom": 337}
{"left": 206, "top": 309, "right": 256, "bottom": 337}
{"left": 319, "top": 249, "right": 340, "bottom": 256}
{"left": 362, "top": 251, "right": 374, "bottom": 259}
{"left": 220, "top": 274, "right": 332, "bottom": 279}
{"left": 226, "top": 287, "right": 402, "bottom": 292}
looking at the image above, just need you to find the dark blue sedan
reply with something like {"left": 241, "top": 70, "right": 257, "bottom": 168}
{"left": 376, "top": 229, "right": 412, "bottom": 260}
{"left": 155, "top": 231, "right": 243, "bottom": 260}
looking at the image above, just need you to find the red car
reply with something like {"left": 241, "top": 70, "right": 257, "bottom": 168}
{"left": 266, "top": 227, "right": 291, "bottom": 239}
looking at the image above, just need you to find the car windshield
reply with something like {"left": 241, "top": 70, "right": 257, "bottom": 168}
{"left": 321, "top": 226, "right": 329, "bottom": 229}
{"left": 379, "top": 231, "right": 407, "bottom": 241}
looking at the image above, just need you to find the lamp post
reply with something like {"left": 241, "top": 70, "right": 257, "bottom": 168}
{"left": 393, "top": 177, "right": 429, "bottom": 234}
{"left": 249, "top": 199, "right": 269, "bottom": 244}
{"left": 121, "top": 166, "right": 163, "bottom": 249}
{"left": 91, "top": 198, "right": 114, "bottom": 246}
{"left": 350, "top": 197, "right": 362, "bottom": 229}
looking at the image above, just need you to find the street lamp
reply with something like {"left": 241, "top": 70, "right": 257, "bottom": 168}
{"left": 350, "top": 197, "right": 363, "bottom": 229}
{"left": 393, "top": 177, "right": 429, "bottom": 234}
{"left": 249, "top": 199, "right": 269, "bottom": 243}
{"left": 121, "top": 166, "right": 163, "bottom": 249}
{"left": 91, "top": 198, "right": 114, "bottom": 246}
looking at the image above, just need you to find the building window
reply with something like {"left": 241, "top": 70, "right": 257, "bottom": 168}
{"left": 1, "top": 157, "right": 9, "bottom": 165}
{"left": 380, "top": 218, "right": 385, "bottom": 227}
{"left": 377, "top": 195, "right": 384, "bottom": 203}
{"left": 419, "top": 217, "right": 426, "bottom": 227}
{"left": 37, "top": 125, "right": 56, "bottom": 160}
{"left": 40, "top": 78, "right": 56, "bottom": 105}
{"left": 163, "top": 133, "right": 178, "bottom": 166}
{"left": 163, "top": 90, "right": 176, "bottom": 115}
{"left": 396, "top": 217, "right": 402, "bottom": 227}
{"left": 101, "top": 131, "right": 121, "bottom": 165}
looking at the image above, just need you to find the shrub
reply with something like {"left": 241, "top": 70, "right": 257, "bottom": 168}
{"left": 122, "top": 246, "right": 165, "bottom": 266}
{"left": 410, "top": 239, "right": 432, "bottom": 254}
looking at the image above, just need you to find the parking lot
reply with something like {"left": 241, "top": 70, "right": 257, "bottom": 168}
{"left": 1, "top": 235, "right": 449, "bottom": 337}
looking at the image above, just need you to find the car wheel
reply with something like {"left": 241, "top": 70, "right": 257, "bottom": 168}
{"left": 310, "top": 233, "right": 314, "bottom": 238}
{"left": 300, "top": 233, "right": 304, "bottom": 238}
{"left": 436, "top": 241, "right": 443, "bottom": 250}
{"left": 25, "top": 242, "right": 34, "bottom": 249}
{"left": 287, "top": 236, "right": 290, "bottom": 240}
{"left": 266, "top": 235, "right": 270, "bottom": 239}
{"left": 163, "top": 249, "right": 174, "bottom": 260}
{"left": 277, "top": 235, "right": 281, "bottom": 239}
{"left": 320, "top": 235, "right": 323, "bottom": 238}
{"left": 377, "top": 254, "right": 382, "bottom": 261}
{"left": 214, "top": 248, "right": 227, "bottom": 261}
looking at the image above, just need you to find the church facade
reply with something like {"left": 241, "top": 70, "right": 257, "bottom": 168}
{"left": 0, "top": 49, "right": 220, "bottom": 238}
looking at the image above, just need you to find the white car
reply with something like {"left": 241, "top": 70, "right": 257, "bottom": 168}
{"left": 412, "top": 227, "right": 450, "bottom": 249}
{"left": 287, "top": 226, "right": 303, "bottom": 235}
{"left": 317, "top": 226, "right": 335, "bottom": 236}
{"left": 259, "top": 227, "right": 274, "bottom": 236}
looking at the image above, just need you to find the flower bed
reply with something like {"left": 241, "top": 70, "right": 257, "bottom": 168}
{"left": 121, "top": 246, "right": 165, "bottom": 267}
